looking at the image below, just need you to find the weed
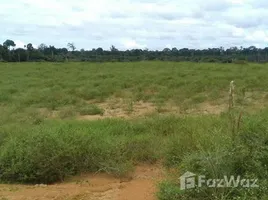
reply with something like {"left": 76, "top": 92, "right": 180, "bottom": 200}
{"left": 124, "top": 99, "right": 134, "bottom": 114}
{"left": 78, "top": 104, "right": 104, "bottom": 115}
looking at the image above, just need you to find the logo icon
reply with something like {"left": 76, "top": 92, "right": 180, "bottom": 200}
{"left": 179, "top": 171, "right": 196, "bottom": 190}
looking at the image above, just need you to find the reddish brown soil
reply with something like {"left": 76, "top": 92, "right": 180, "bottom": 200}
{"left": 0, "top": 165, "right": 164, "bottom": 200}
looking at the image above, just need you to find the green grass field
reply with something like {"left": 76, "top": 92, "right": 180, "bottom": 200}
{"left": 0, "top": 61, "right": 268, "bottom": 199}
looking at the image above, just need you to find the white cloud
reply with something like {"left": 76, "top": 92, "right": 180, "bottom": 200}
{"left": 165, "top": 44, "right": 172, "bottom": 49}
{"left": 13, "top": 40, "right": 37, "bottom": 49}
{"left": 227, "top": 0, "right": 248, "bottom": 4}
{"left": 14, "top": 40, "right": 26, "bottom": 48}
{"left": 121, "top": 39, "right": 146, "bottom": 49}
{"left": 1, "top": 0, "right": 268, "bottom": 49}
{"left": 245, "top": 30, "right": 268, "bottom": 42}
{"left": 232, "top": 27, "right": 245, "bottom": 37}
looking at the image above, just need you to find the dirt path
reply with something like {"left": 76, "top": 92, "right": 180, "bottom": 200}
{"left": 0, "top": 165, "right": 164, "bottom": 200}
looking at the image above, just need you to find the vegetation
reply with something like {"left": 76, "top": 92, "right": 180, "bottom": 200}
{"left": 0, "top": 61, "right": 268, "bottom": 110}
{"left": 79, "top": 104, "right": 104, "bottom": 116}
{"left": 1, "top": 39, "right": 268, "bottom": 63}
{"left": 157, "top": 108, "right": 268, "bottom": 200}
{"left": 0, "top": 61, "right": 267, "bottom": 199}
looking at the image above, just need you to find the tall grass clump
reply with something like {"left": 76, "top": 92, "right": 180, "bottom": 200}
{"left": 0, "top": 117, "right": 175, "bottom": 184}
{"left": 158, "top": 111, "right": 268, "bottom": 200}
{"left": 0, "top": 114, "right": 234, "bottom": 185}
{"left": 158, "top": 82, "right": 268, "bottom": 200}
{"left": 0, "top": 121, "right": 132, "bottom": 183}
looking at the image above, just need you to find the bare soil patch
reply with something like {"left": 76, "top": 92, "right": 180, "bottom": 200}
{"left": 78, "top": 99, "right": 156, "bottom": 120}
{"left": 77, "top": 98, "right": 228, "bottom": 120}
{"left": 36, "top": 91, "right": 268, "bottom": 121}
{"left": 0, "top": 165, "right": 164, "bottom": 200}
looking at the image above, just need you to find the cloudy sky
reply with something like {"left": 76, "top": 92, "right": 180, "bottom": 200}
{"left": 1, "top": 0, "right": 268, "bottom": 50}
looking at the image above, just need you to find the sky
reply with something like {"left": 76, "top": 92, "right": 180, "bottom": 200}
{"left": 1, "top": 0, "right": 268, "bottom": 50}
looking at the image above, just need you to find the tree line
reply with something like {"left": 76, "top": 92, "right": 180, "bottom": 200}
{"left": 1, "top": 39, "right": 268, "bottom": 63}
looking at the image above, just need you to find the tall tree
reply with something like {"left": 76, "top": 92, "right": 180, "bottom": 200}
{"left": 67, "top": 42, "right": 76, "bottom": 52}
{"left": 3, "top": 39, "right": 16, "bottom": 61}
{"left": 96, "top": 47, "right": 103, "bottom": 54}
{"left": 3, "top": 39, "right": 16, "bottom": 50}
{"left": 15, "top": 48, "right": 27, "bottom": 62}
{"left": 25, "top": 43, "right": 34, "bottom": 61}
{"left": 48, "top": 45, "right": 56, "bottom": 59}
{"left": 38, "top": 43, "right": 47, "bottom": 52}
{"left": 110, "top": 45, "right": 118, "bottom": 52}
{"left": 0, "top": 44, "right": 4, "bottom": 61}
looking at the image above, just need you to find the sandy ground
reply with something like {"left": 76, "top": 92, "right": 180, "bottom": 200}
{"left": 77, "top": 99, "right": 227, "bottom": 121}
{"left": 38, "top": 91, "right": 268, "bottom": 121}
{"left": 0, "top": 165, "right": 164, "bottom": 200}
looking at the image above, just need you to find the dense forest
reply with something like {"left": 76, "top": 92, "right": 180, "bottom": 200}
{"left": 1, "top": 39, "right": 268, "bottom": 63}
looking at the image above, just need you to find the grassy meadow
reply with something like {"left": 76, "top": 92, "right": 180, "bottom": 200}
{"left": 0, "top": 61, "right": 268, "bottom": 199}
